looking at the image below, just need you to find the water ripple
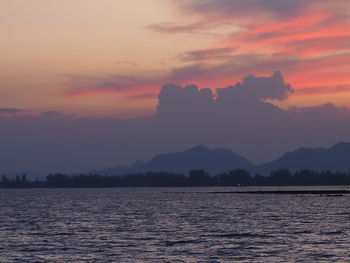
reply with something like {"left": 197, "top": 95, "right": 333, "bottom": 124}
{"left": 0, "top": 187, "right": 350, "bottom": 262}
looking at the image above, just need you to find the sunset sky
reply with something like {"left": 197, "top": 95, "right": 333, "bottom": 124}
{"left": 1, "top": 0, "right": 350, "bottom": 117}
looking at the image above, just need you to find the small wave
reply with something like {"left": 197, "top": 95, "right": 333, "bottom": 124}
{"left": 292, "top": 230, "right": 313, "bottom": 234}
{"left": 308, "top": 252, "right": 337, "bottom": 258}
{"left": 29, "top": 232, "right": 75, "bottom": 236}
{"left": 55, "top": 232, "right": 76, "bottom": 236}
{"left": 321, "top": 230, "right": 343, "bottom": 235}
{"left": 339, "top": 212, "right": 350, "bottom": 215}
{"left": 165, "top": 239, "right": 202, "bottom": 246}
{"left": 20, "top": 247, "right": 51, "bottom": 253}
{"left": 133, "top": 237, "right": 154, "bottom": 241}
{"left": 213, "top": 233, "right": 269, "bottom": 239}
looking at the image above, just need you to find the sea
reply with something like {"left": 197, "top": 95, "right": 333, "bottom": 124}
{"left": 0, "top": 186, "right": 350, "bottom": 262}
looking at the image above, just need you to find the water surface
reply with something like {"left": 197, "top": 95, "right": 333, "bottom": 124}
{"left": 0, "top": 187, "right": 349, "bottom": 262}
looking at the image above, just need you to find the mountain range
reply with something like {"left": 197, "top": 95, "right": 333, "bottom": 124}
{"left": 98, "top": 145, "right": 254, "bottom": 175}
{"left": 97, "top": 142, "right": 350, "bottom": 175}
{"left": 258, "top": 142, "right": 350, "bottom": 174}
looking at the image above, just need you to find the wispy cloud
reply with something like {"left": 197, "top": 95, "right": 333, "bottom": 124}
{"left": 116, "top": 61, "right": 140, "bottom": 67}
{"left": 179, "top": 47, "right": 236, "bottom": 62}
{"left": 125, "top": 93, "right": 157, "bottom": 101}
{"left": 63, "top": 74, "right": 157, "bottom": 98}
{"left": 295, "top": 85, "right": 350, "bottom": 96}
{"left": 148, "top": 21, "right": 218, "bottom": 34}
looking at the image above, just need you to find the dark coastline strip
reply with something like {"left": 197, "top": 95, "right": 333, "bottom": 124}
{"left": 210, "top": 190, "right": 350, "bottom": 195}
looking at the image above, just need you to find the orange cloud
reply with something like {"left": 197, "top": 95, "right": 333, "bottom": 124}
{"left": 202, "top": 4, "right": 350, "bottom": 100}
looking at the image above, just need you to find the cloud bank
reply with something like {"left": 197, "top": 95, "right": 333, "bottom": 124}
{"left": 1, "top": 71, "right": 350, "bottom": 174}
{"left": 157, "top": 71, "right": 292, "bottom": 117}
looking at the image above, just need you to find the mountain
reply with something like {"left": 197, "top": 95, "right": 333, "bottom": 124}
{"left": 91, "top": 142, "right": 350, "bottom": 176}
{"left": 258, "top": 142, "right": 350, "bottom": 173}
{"left": 6, "top": 142, "right": 350, "bottom": 177}
{"left": 99, "top": 145, "right": 254, "bottom": 175}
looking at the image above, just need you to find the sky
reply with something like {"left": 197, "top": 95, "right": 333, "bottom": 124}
{"left": 1, "top": 0, "right": 350, "bottom": 174}
{"left": 1, "top": 0, "right": 350, "bottom": 117}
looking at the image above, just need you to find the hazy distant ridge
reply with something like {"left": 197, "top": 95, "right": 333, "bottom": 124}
{"left": 98, "top": 142, "right": 350, "bottom": 175}
{"left": 258, "top": 142, "right": 350, "bottom": 173}
{"left": 99, "top": 145, "right": 254, "bottom": 175}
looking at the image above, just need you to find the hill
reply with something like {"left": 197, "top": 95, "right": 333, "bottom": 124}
{"left": 99, "top": 145, "right": 254, "bottom": 175}
{"left": 258, "top": 142, "right": 350, "bottom": 173}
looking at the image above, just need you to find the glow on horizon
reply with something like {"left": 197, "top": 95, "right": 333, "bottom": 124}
{"left": 1, "top": 0, "right": 350, "bottom": 117}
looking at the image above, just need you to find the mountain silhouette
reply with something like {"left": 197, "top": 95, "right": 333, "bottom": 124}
{"left": 99, "top": 145, "right": 254, "bottom": 175}
{"left": 258, "top": 142, "right": 350, "bottom": 173}
{"left": 83, "top": 142, "right": 350, "bottom": 176}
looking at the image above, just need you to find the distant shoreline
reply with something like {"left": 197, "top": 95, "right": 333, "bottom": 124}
{"left": 1, "top": 187, "right": 350, "bottom": 194}
{"left": 209, "top": 190, "right": 350, "bottom": 195}
{"left": 2, "top": 169, "right": 350, "bottom": 189}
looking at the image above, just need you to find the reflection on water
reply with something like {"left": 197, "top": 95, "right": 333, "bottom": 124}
{"left": 0, "top": 187, "right": 349, "bottom": 262}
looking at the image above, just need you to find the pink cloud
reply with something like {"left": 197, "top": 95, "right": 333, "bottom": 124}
{"left": 148, "top": 0, "right": 350, "bottom": 99}
{"left": 65, "top": 1, "right": 350, "bottom": 104}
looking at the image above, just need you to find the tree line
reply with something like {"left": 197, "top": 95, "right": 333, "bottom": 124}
{"left": 2, "top": 169, "right": 350, "bottom": 188}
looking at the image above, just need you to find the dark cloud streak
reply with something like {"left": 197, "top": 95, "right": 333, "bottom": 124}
{"left": 148, "top": 21, "right": 217, "bottom": 34}
{"left": 180, "top": 47, "right": 236, "bottom": 62}
{"left": 174, "top": 0, "right": 323, "bottom": 19}
{"left": 0, "top": 108, "right": 24, "bottom": 114}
